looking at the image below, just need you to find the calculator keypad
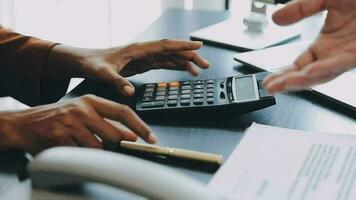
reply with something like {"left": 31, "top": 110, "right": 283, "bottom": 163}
{"left": 140, "top": 80, "right": 216, "bottom": 108}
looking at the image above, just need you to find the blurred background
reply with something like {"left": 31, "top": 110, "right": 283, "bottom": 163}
{"left": 0, "top": 0, "right": 249, "bottom": 48}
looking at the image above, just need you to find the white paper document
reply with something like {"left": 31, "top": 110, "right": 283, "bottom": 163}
{"left": 209, "top": 123, "right": 356, "bottom": 200}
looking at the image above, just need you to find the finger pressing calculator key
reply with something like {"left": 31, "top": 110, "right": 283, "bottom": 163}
{"left": 136, "top": 72, "right": 276, "bottom": 116}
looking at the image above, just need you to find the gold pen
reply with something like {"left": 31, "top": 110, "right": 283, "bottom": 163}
{"left": 120, "top": 141, "right": 224, "bottom": 165}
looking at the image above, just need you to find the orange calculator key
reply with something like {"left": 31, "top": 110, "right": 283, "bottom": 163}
{"left": 169, "top": 81, "right": 180, "bottom": 87}
{"left": 158, "top": 82, "right": 168, "bottom": 87}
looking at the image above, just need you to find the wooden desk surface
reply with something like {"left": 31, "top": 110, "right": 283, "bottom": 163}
{"left": 1, "top": 9, "right": 355, "bottom": 199}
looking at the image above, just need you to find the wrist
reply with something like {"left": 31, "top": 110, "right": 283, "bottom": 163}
{"left": 46, "top": 45, "right": 88, "bottom": 79}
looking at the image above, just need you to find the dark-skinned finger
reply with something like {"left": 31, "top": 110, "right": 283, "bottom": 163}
{"left": 82, "top": 110, "right": 127, "bottom": 144}
{"left": 170, "top": 56, "right": 200, "bottom": 76}
{"left": 128, "top": 39, "right": 203, "bottom": 60}
{"left": 174, "top": 51, "right": 210, "bottom": 69}
{"left": 150, "top": 56, "right": 200, "bottom": 76}
{"left": 71, "top": 124, "right": 103, "bottom": 148}
{"left": 39, "top": 127, "right": 79, "bottom": 148}
{"left": 101, "top": 67, "right": 136, "bottom": 96}
{"left": 152, "top": 61, "right": 180, "bottom": 69}
{"left": 105, "top": 119, "right": 138, "bottom": 142}
{"left": 150, "top": 51, "right": 209, "bottom": 69}
{"left": 83, "top": 95, "right": 156, "bottom": 144}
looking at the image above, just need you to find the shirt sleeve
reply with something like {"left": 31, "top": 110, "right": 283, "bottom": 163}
{"left": 0, "top": 27, "right": 70, "bottom": 106}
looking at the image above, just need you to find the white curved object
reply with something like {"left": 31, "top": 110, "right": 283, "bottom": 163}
{"left": 28, "top": 147, "right": 225, "bottom": 200}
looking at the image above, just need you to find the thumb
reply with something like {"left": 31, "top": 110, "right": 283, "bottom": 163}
{"left": 107, "top": 71, "right": 136, "bottom": 97}
{"left": 272, "top": 0, "right": 325, "bottom": 25}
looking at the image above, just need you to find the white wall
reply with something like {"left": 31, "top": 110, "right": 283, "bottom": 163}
{"left": 162, "top": 0, "right": 185, "bottom": 11}
{"left": 162, "top": 0, "right": 226, "bottom": 11}
{"left": 0, "top": 0, "right": 14, "bottom": 27}
{"left": 0, "top": 0, "right": 162, "bottom": 48}
{"left": 193, "top": 0, "right": 225, "bottom": 11}
{"left": 0, "top": 0, "right": 229, "bottom": 47}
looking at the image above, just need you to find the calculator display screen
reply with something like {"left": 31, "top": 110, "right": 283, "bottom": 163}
{"left": 234, "top": 76, "right": 256, "bottom": 101}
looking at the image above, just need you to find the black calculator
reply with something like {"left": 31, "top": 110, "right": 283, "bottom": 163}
{"left": 136, "top": 72, "right": 275, "bottom": 116}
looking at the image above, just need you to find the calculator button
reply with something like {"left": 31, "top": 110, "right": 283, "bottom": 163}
{"left": 167, "top": 100, "right": 178, "bottom": 106}
{"left": 181, "top": 90, "right": 191, "bottom": 94}
{"left": 156, "top": 91, "right": 166, "bottom": 96}
{"left": 155, "top": 96, "right": 165, "bottom": 101}
{"left": 182, "top": 85, "right": 192, "bottom": 90}
{"left": 169, "top": 81, "right": 180, "bottom": 87}
{"left": 207, "top": 88, "right": 214, "bottom": 93}
{"left": 142, "top": 101, "right": 164, "bottom": 108}
{"left": 193, "top": 89, "right": 204, "bottom": 94}
{"left": 220, "top": 82, "right": 225, "bottom": 89}
{"left": 142, "top": 97, "right": 153, "bottom": 102}
{"left": 193, "top": 98, "right": 204, "bottom": 105}
{"left": 193, "top": 93, "right": 204, "bottom": 98}
{"left": 207, "top": 80, "right": 214, "bottom": 84}
{"left": 157, "top": 87, "right": 167, "bottom": 92}
{"left": 145, "top": 88, "right": 154, "bottom": 93}
{"left": 207, "top": 98, "right": 214, "bottom": 104}
{"left": 207, "top": 93, "right": 214, "bottom": 97}
{"left": 169, "top": 86, "right": 179, "bottom": 91}
{"left": 141, "top": 102, "right": 153, "bottom": 108}
{"left": 180, "top": 99, "right": 191, "bottom": 106}
{"left": 168, "top": 95, "right": 178, "bottom": 100}
{"left": 158, "top": 82, "right": 168, "bottom": 87}
{"left": 181, "top": 94, "right": 191, "bottom": 99}
{"left": 168, "top": 91, "right": 179, "bottom": 95}
{"left": 181, "top": 81, "right": 191, "bottom": 85}
{"left": 220, "top": 92, "right": 226, "bottom": 99}
{"left": 144, "top": 92, "right": 154, "bottom": 97}
{"left": 194, "top": 85, "right": 204, "bottom": 89}
{"left": 207, "top": 84, "right": 214, "bottom": 88}
{"left": 194, "top": 80, "right": 204, "bottom": 84}
{"left": 146, "top": 83, "right": 155, "bottom": 88}
{"left": 153, "top": 101, "right": 164, "bottom": 107}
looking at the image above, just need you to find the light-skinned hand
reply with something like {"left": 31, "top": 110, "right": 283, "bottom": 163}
{"left": 263, "top": 0, "right": 356, "bottom": 93}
